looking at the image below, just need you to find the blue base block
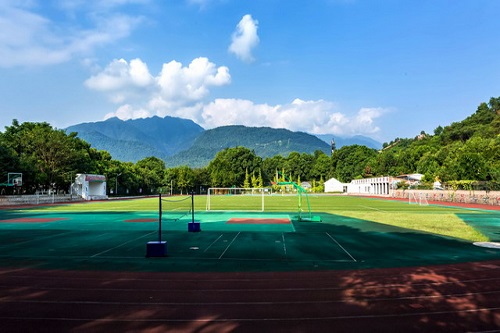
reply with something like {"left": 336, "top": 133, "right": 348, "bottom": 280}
{"left": 188, "top": 222, "right": 201, "bottom": 232}
{"left": 146, "top": 241, "right": 167, "bottom": 257}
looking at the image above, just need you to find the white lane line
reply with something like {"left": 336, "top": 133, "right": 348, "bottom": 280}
{"left": 2, "top": 306, "right": 499, "bottom": 322}
{"left": 203, "top": 234, "right": 223, "bottom": 253}
{"left": 91, "top": 231, "right": 156, "bottom": 258}
{"left": 325, "top": 232, "right": 357, "bottom": 262}
{"left": 218, "top": 232, "right": 240, "bottom": 259}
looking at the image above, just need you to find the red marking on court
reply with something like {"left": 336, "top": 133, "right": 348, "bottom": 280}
{"left": 227, "top": 217, "right": 290, "bottom": 224}
{"left": 124, "top": 218, "right": 157, "bottom": 222}
{"left": 0, "top": 217, "right": 68, "bottom": 223}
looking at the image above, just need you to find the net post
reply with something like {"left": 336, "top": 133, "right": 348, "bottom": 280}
{"left": 188, "top": 190, "right": 201, "bottom": 232}
{"left": 158, "top": 193, "right": 162, "bottom": 242}
{"left": 145, "top": 192, "right": 166, "bottom": 257}
{"left": 191, "top": 191, "right": 195, "bottom": 223}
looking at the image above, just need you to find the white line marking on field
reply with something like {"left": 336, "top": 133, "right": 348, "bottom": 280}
{"left": 0, "top": 231, "right": 73, "bottom": 248}
{"left": 91, "top": 231, "right": 156, "bottom": 258}
{"left": 219, "top": 232, "right": 240, "bottom": 259}
{"left": 325, "top": 232, "right": 357, "bottom": 262}
{"left": 282, "top": 233, "right": 287, "bottom": 256}
{"left": 204, "top": 234, "right": 223, "bottom": 252}
{"left": 358, "top": 205, "right": 385, "bottom": 212}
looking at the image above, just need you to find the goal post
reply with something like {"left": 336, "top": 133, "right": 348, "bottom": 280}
{"left": 409, "top": 191, "right": 429, "bottom": 206}
{"left": 206, "top": 187, "right": 266, "bottom": 211}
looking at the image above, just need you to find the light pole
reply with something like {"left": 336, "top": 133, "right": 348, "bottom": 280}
{"left": 115, "top": 173, "right": 121, "bottom": 196}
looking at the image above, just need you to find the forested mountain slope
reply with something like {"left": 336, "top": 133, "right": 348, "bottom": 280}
{"left": 66, "top": 116, "right": 204, "bottom": 162}
{"left": 166, "top": 125, "right": 331, "bottom": 168}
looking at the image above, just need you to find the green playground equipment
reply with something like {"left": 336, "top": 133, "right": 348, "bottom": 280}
{"left": 276, "top": 174, "right": 321, "bottom": 222}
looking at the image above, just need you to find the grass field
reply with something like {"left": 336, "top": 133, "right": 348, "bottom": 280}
{"left": 25, "top": 194, "right": 493, "bottom": 242}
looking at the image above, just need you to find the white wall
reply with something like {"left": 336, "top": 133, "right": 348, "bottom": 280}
{"left": 324, "top": 178, "right": 347, "bottom": 193}
{"left": 73, "top": 174, "right": 108, "bottom": 200}
{"left": 325, "top": 176, "right": 392, "bottom": 196}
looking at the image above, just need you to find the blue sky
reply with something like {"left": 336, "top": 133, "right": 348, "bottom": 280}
{"left": 1, "top": 0, "right": 499, "bottom": 143}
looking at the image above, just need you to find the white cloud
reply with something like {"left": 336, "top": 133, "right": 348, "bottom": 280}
{"left": 0, "top": 1, "right": 143, "bottom": 67}
{"left": 228, "top": 14, "right": 259, "bottom": 63}
{"left": 88, "top": 56, "right": 231, "bottom": 118}
{"left": 104, "top": 104, "right": 151, "bottom": 120}
{"left": 351, "top": 107, "right": 384, "bottom": 134}
{"left": 156, "top": 57, "right": 230, "bottom": 103}
{"left": 88, "top": 57, "right": 384, "bottom": 137}
{"left": 198, "top": 98, "right": 383, "bottom": 136}
{"left": 85, "top": 58, "right": 153, "bottom": 90}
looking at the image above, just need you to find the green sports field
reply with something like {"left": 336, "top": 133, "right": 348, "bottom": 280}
{"left": 0, "top": 195, "right": 498, "bottom": 273}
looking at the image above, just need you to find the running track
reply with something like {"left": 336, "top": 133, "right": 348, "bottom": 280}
{"left": 1, "top": 260, "right": 499, "bottom": 332}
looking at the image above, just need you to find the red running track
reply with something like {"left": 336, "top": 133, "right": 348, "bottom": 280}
{"left": 0, "top": 260, "right": 499, "bottom": 332}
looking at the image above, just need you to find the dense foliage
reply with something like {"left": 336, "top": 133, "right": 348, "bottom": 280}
{"left": 1, "top": 97, "right": 499, "bottom": 194}
{"left": 167, "top": 125, "right": 331, "bottom": 167}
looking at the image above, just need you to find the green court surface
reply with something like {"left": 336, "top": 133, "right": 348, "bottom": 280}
{"left": 0, "top": 196, "right": 499, "bottom": 273}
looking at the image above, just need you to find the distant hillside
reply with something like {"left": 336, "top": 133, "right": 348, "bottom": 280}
{"left": 315, "top": 134, "right": 382, "bottom": 150}
{"left": 166, "top": 125, "right": 331, "bottom": 167}
{"left": 66, "top": 116, "right": 382, "bottom": 167}
{"left": 66, "top": 116, "right": 204, "bottom": 162}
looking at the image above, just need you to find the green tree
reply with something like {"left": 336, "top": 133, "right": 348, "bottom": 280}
{"left": 262, "top": 155, "right": 285, "bottom": 185}
{"left": 1, "top": 120, "right": 95, "bottom": 191}
{"left": 310, "top": 151, "right": 331, "bottom": 180}
{"left": 135, "top": 157, "right": 165, "bottom": 194}
{"left": 174, "top": 165, "right": 195, "bottom": 194}
{"left": 331, "top": 145, "right": 378, "bottom": 182}
{"left": 243, "top": 168, "right": 251, "bottom": 188}
{"left": 251, "top": 171, "right": 258, "bottom": 188}
{"left": 207, "top": 147, "right": 262, "bottom": 187}
{"left": 0, "top": 143, "right": 19, "bottom": 178}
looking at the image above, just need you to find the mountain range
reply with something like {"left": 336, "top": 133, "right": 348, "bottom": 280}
{"left": 66, "top": 116, "right": 382, "bottom": 167}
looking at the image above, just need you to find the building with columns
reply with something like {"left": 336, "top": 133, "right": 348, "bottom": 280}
{"left": 325, "top": 176, "right": 396, "bottom": 196}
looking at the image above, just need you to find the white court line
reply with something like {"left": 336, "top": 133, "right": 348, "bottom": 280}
{"left": 281, "top": 233, "right": 287, "bottom": 256}
{"left": 218, "top": 232, "right": 240, "bottom": 259}
{"left": 91, "top": 231, "right": 156, "bottom": 258}
{"left": 325, "top": 232, "right": 357, "bottom": 262}
{"left": 0, "top": 231, "right": 74, "bottom": 248}
{"left": 203, "top": 234, "right": 223, "bottom": 253}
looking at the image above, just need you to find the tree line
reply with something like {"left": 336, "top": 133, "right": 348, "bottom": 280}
{"left": 1, "top": 97, "right": 499, "bottom": 195}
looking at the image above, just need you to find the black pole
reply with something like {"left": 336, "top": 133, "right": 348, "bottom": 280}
{"left": 158, "top": 193, "right": 162, "bottom": 242}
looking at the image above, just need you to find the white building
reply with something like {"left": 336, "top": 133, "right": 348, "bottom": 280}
{"left": 324, "top": 177, "right": 347, "bottom": 193}
{"left": 325, "top": 176, "right": 393, "bottom": 196}
{"left": 71, "top": 174, "right": 108, "bottom": 200}
{"left": 348, "top": 176, "right": 391, "bottom": 195}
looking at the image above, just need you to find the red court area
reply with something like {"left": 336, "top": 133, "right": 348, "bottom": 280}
{"left": 124, "top": 218, "right": 158, "bottom": 222}
{"left": 227, "top": 217, "right": 290, "bottom": 224}
{"left": 0, "top": 260, "right": 499, "bottom": 332}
